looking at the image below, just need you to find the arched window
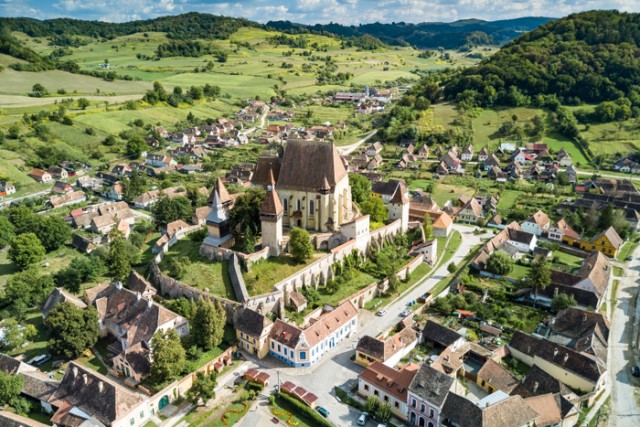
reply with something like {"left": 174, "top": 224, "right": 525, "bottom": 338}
{"left": 283, "top": 199, "right": 288, "bottom": 213}
{"left": 309, "top": 200, "right": 315, "bottom": 215}
{"left": 296, "top": 199, "right": 301, "bottom": 211}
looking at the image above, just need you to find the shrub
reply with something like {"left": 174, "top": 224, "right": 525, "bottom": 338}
{"left": 277, "top": 393, "right": 333, "bottom": 427}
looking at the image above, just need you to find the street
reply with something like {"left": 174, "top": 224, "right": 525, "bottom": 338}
{"left": 337, "top": 130, "right": 378, "bottom": 156}
{"left": 240, "top": 224, "right": 490, "bottom": 426}
{"left": 608, "top": 244, "right": 640, "bottom": 426}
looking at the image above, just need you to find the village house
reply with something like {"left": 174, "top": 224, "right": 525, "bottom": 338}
{"left": 355, "top": 322, "right": 418, "bottom": 367}
{"left": 407, "top": 363, "right": 455, "bottom": 427}
{"left": 420, "top": 320, "right": 464, "bottom": 352}
{"left": 48, "top": 190, "right": 87, "bottom": 209}
{"left": 48, "top": 166, "right": 69, "bottom": 180}
{"left": 235, "top": 308, "right": 274, "bottom": 359}
{"left": 556, "top": 149, "right": 573, "bottom": 167}
{"left": 457, "top": 198, "right": 484, "bottom": 224}
{"left": 547, "top": 218, "right": 579, "bottom": 242}
{"left": 561, "top": 226, "right": 623, "bottom": 258}
{"left": 483, "top": 154, "right": 501, "bottom": 172}
{"left": 440, "top": 392, "right": 538, "bottom": 427}
{"left": 0, "top": 181, "right": 16, "bottom": 196}
{"left": 372, "top": 179, "right": 405, "bottom": 204}
{"left": 460, "top": 145, "right": 474, "bottom": 162}
{"left": 476, "top": 359, "right": 519, "bottom": 394}
{"left": 520, "top": 210, "right": 551, "bottom": 236}
{"left": 146, "top": 154, "right": 177, "bottom": 168}
{"left": 471, "top": 222, "right": 537, "bottom": 271}
{"left": 52, "top": 180, "right": 74, "bottom": 194}
{"left": 358, "top": 362, "right": 420, "bottom": 420}
{"left": 29, "top": 168, "right": 52, "bottom": 183}
{"left": 366, "top": 141, "right": 384, "bottom": 157}
{"left": 268, "top": 301, "right": 358, "bottom": 367}
{"left": 477, "top": 147, "right": 489, "bottom": 163}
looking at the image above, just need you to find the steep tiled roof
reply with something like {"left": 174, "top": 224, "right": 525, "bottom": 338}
{"left": 42, "top": 288, "right": 88, "bottom": 318}
{"left": 576, "top": 251, "right": 611, "bottom": 298}
{"left": 277, "top": 140, "right": 347, "bottom": 192}
{"left": 236, "top": 307, "right": 273, "bottom": 338}
{"left": 432, "top": 212, "right": 452, "bottom": 229}
{"left": 252, "top": 155, "right": 281, "bottom": 187}
{"left": 389, "top": 182, "right": 409, "bottom": 204}
{"left": 511, "top": 365, "right": 573, "bottom": 399}
{"left": 122, "top": 341, "right": 151, "bottom": 377}
{"left": 524, "top": 393, "right": 563, "bottom": 426}
{"left": 303, "top": 301, "right": 358, "bottom": 347}
{"left": 525, "top": 210, "right": 550, "bottom": 228}
{"left": 270, "top": 319, "right": 304, "bottom": 348}
{"left": 477, "top": 359, "right": 518, "bottom": 393}
{"left": 356, "top": 335, "right": 385, "bottom": 360}
{"left": 372, "top": 180, "right": 401, "bottom": 197}
{"left": 591, "top": 226, "right": 623, "bottom": 249}
{"left": 21, "top": 371, "right": 59, "bottom": 402}
{"left": 166, "top": 219, "right": 190, "bottom": 236}
{"left": 260, "top": 187, "right": 283, "bottom": 216}
{"left": 49, "top": 362, "right": 145, "bottom": 426}
{"left": 384, "top": 325, "right": 418, "bottom": 360}
{"left": 208, "top": 178, "right": 232, "bottom": 205}
{"left": 408, "top": 363, "right": 454, "bottom": 407}
{"left": 359, "top": 361, "right": 418, "bottom": 402}
{"left": 422, "top": 320, "right": 462, "bottom": 348}
{"left": 441, "top": 393, "right": 538, "bottom": 427}
{"left": 0, "top": 353, "right": 29, "bottom": 375}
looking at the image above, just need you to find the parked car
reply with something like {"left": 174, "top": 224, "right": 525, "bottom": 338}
{"left": 376, "top": 309, "right": 387, "bottom": 316}
{"left": 358, "top": 412, "right": 369, "bottom": 425}
{"left": 400, "top": 309, "right": 411, "bottom": 317}
{"left": 632, "top": 366, "right": 640, "bottom": 377}
{"left": 317, "top": 407, "right": 330, "bottom": 418}
{"left": 35, "top": 354, "right": 51, "bottom": 366}
{"left": 626, "top": 256, "right": 633, "bottom": 261}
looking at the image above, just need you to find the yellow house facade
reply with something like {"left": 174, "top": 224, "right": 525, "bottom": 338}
{"left": 235, "top": 308, "right": 273, "bottom": 359}
{"left": 562, "top": 226, "right": 623, "bottom": 258}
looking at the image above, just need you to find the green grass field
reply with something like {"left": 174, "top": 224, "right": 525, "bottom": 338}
{"left": 243, "top": 254, "right": 323, "bottom": 296}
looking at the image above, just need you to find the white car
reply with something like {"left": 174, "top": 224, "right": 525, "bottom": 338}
{"left": 376, "top": 309, "right": 387, "bottom": 316}
{"left": 357, "top": 412, "right": 369, "bottom": 425}
{"left": 400, "top": 309, "right": 411, "bottom": 317}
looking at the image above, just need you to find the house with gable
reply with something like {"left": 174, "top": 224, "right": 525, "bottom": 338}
{"left": 482, "top": 154, "right": 501, "bottom": 172}
{"left": 440, "top": 392, "right": 538, "bottom": 427}
{"left": 235, "top": 307, "right": 274, "bottom": 359}
{"left": 477, "top": 147, "right": 489, "bottom": 163}
{"left": 407, "top": 363, "right": 455, "bottom": 427}
{"left": 548, "top": 218, "right": 579, "bottom": 242}
{"left": 358, "top": 361, "right": 420, "bottom": 420}
{"left": 460, "top": 145, "right": 474, "bottom": 162}
{"left": 562, "top": 226, "right": 623, "bottom": 258}
{"left": 268, "top": 301, "right": 358, "bottom": 367}
{"left": 0, "top": 181, "right": 16, "bottom": 196}
{"left": 556, "top": 149, "right": 573, "bottom": 167}
{"left": 521, "top": 210, "right": 551, "bottom": 236}
{"left": 457, "top": 198, "right": 484, "bottom": 224}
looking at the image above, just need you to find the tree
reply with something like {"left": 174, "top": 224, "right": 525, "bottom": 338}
{"left": 349, "top": 173, "right": 371, "bottom": 205}
{"left": 289, "top": 227, "right": 313, "bottom": 264}
{"left": 122, "top": 170, "right": 148, "bottom": 202}
{"left": 186, "top": 371, "right": 217, "bottom": 406}
{"left": 164, "top": 298, "right": 197, "bottom": 319}
{"left": 447, "top": 262, "right": 457, "bottom": 274}
{"left": 125, "top": 135, "right": 147, "bottom": 159}
{"left": 191, "top": 297, "right": 226, "bottom": 351}
{"left": 56, "top": 256, "right": 106, "bottom": 293}
{"left": 360, "top": 197, "right": 388, "bottom": 223}
{"left": 376, "top": 402, "right": 392, "bottom": 423}
{"left": 0, "top": 216, "right": 15, "bottom": 248}
{"left": 0, "top": 371, "right": 23, "bottom": 405}
{"left": 9, "top": 233, "right": 45, "bottom": 269}
{"left": 45, "top": 303, "right": 100, "bottom": 358}
{"left": 0, "top": 319, "right": 36, "bottom": 350}
{"left": 552, "top": 293, "right": 577, "bottom": 312}
{"left": 77, "top": 98, "right": 90, "bottom": 110}
{"left": 528, "top": 255, "right": 551, "bottom": 307}
{"left": 423, "top": 214, "right": 433, "bottom": 240}
{"left": 153, "top": 196, "right": 194, "bottom": 227}
{"left": 106, "top": 229, "right": 131, "bottom": 282}
{"left": 4, "top": 268, "right": 55, "bottom": 313}
{"left": 31, "top": 83, "right": 47, "bottom": 97}
{"left": 229, "top": 187, "right": 265, "bottom": 237}
{"left": 486, "top": 251, "right": 514, "bottom": 276}
{"left": 150, "top": 329, "right": 186, "bottom": 383}
{"left": 366, "top": 396, "right": 380, "bottom": 414}
{"left": 36, "top": 216, "right": 72, "bottom": 252}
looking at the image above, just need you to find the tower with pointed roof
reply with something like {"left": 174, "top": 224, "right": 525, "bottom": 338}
{"left": 260, "top": 170, "right": 284, "bottom": 256}
{"left": 388, "top": 182, "right": 410, "bottom": 233}
{"left": 202, "top": 178, "right": 234, "bottom": 249}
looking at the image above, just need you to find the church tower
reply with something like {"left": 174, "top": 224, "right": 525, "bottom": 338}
{"left": 388, "top": 182, "right": 410, "bottom": 233}
{"left": 260, "top": 170, "right": 284, "bottom": 257}
{"left": 203, "top": 178, "right": 234, "bottom": 248}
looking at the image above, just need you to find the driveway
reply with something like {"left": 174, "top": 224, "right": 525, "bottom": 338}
{"left": 243, "top": 224, "right": 489, "bottom": 426}
{"left": 608, "top": 245, "right": 640, "bottom": 426}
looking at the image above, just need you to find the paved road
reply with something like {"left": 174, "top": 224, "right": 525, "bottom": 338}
{"left": 609, "top": 244, "right": 640, "bottom": 427}
{"left": 337, "top": 130, "right": 378, "bottom": 156}
{"left": 243, "top": 224, "right": 490, "bottom": 426}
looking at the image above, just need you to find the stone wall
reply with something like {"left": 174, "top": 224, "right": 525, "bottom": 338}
{"left": 147, "top": 262, "right": 240, "bottom": 322}
{"left": 229, "top": 253, "right": 249, "bottom": 303}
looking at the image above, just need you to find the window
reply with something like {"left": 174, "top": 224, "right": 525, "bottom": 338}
{"left": 395, "top": 401, "right": 399, "bottom": 408}
{"left": 374, "top": 390, "right": 379, "bottom": 396}
{"left": 130, "top": 419, "right": 135, "bottom": 426}
{"left": 420, "top": 403, "right": 425, "bottom": 413}
{"left": 278, "top": 344, "right": 281, "bottom": 352}
{"left": 429, "top": 408, "right": 434, "bottom": 418}
{"left": 300, "top": 351, "right": 307, "bottom": 360}
{"left": 411, "top": 399, "right": 417, "bottom": 408}
{"left": 309, "top": 200, "right": 315, "bottom": 215}
{"left": 297, "top": 199, "right": 301, "bottom": 211}
{"left": 271, "top": 342, "right": 274, "bottom": 349}
{"left": 284, "top": 348, "right": 287, "bottom": 356}
{"left": 140, "top": 411, "right": 145, "bottom": 419}
{"left": 364, "top": 384, "right": 369, "bottom": 391}
{"left": 283, "top": 199, "right": 288, "bottom": 213}
{"left": 384, "top": 395, "right": 389, "bottom": 402}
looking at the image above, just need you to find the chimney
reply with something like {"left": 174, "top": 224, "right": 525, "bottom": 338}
{"left": 553, "top": 287, "right": 559, "bottom": 297}
{"left": 147, "top": 298, "right": 153, "bottom": 309}
{"left": 72, "top": 367, "right": 78, "bottom": 378}
{"left": 83, "top": 374, "right": 88, "bottom": 385}
{"left": 444, "top": 355, "right": 450, "bottom": 362}
{"left": 136, "top": 292, "right": 141, "bottom": 302}
{"left": 115, "top": 281, "right": 122, "bottom": 290}
{"left": 98, "top": 381, "right": 104, "bottom": 393}
{"left": 533, "top": 381, "right": 539, "bottom": 394}
{"left": 583, "top": 314, "right": 587, "bottom": 322}
{"left": 553, "top": 348, "right": 558, "bottom": 357}
{"left": 564, "top": 353, "right": 569, "bottom": 363}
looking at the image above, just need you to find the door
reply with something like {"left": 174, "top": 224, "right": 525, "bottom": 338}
{"left": 159, "top": 396, "right": 169, "bottom": 410}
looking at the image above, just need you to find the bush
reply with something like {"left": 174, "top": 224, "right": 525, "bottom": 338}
{"left": 277, "top": 392, "right": 333, "bottom": 427}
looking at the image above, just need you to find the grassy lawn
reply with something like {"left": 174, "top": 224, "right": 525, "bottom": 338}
{"left": 318, "top": 269, "right": 377, "bottom": 306}
{"left": 243, "top": 254, "right": 323, "bottom": 296}
{"left": 6, "top": 310, "right": 50, "bottom": 364}
{"left": 365, "top": 262, "right": 431, "bottom": 310}
{"left": 439, "top": 231, "right": 462, "bottom": 269}
{"left": 75, "top": 349, "right": 108, "bottom": 375}
{"left": 509, "top": 264, "right": 530, "bottom": 280}
{"left": 431, "top": 183, "right": 475, "bottom": 206}
{"left": 617, "top": 240, "right": 638, "bottom": 261}
{"left": 496, "top": 190, "right": 523, "bottom": 211}
{"left": 553, "top": 251, "right": 584, "bottom": 268}
{"left": 613, "top": 266, "right": 624, "bottom": 277}
{"left": 159, "top": 239, "right": 234, "bottom": 299}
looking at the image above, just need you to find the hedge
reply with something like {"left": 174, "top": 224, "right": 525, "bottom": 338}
{"left": 276, "top": 392, "right": 334, "bottom": 427}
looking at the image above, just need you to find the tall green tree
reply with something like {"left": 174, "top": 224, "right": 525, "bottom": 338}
{"left": 423, "top": 214, "right": 433, "bottom": 240}
{"left": 0, "top": 371, "right": 23, "bottom": 405}
{"left": 191, "top": 298, "right": 226, "bottom": 351}
{"left": 9, "top": 233, "right": 45, "bottom": 269}
{"left": 366, "top": 396, "right": 380, "bottom": 414}
{"left": 360, "top": 197, "right": 388, "bottom": 223}
{"left": 107, "top": 229, "right": 131, "bottom": 282}
{"left": 153, "top": 196, "right": 194, "bottom": 227}
{"left": 36, "top": 216, "right": 72, "bottom": 252}
{"left": 528, "top": 255, "right": 551, "bottom": 307}
{"left": 122, "top": 170, "right": 148, "bottom": 202}
{"left": 376, "top": 402, "right": 392, "bottom": 423}
{"left": 150, "top": 329, "right": 186, "bottom": 383}
{"left": 45, "top": 302, "right": 100, "bottom": 358}
{"left": 186, "top": 371, "right": 217, "bottom": 406}
{"left": 229, "top": 187, "right": 265, "bottom": 237}
{"left": 289, "top": 227, "right": 313, "bottom": 264}
{"left": 486, "top": 251, "right": 514, "bottom": 276}
{"left": 349, "top": 173, "right": 371, "bottom": 205}
{"left": 0, "top": 216, "right": 15, "bottom": 248}
{"left": 4, "top": 268, "right": 55, "bottom": 312}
